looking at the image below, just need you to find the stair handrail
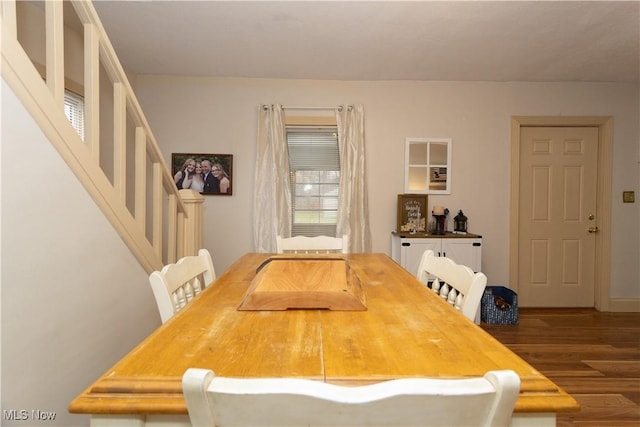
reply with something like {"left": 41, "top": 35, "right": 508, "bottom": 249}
{"left": 1, "top": 0, "right": 202, "bottom": 273}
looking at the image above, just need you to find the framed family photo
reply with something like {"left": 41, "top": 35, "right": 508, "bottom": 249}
{"left": 171, "top": 153, "right": 233, "bottom": 195}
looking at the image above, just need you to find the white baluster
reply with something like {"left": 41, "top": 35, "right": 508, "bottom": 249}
{"left": 175, "top": 287, "right": 187, "bottom": 311}
{"left": 431, "top": 278, "right": 441, "bottom": 294}
{"left": 193, "top": 276, "right": 203, "bottom": 295}
{"left": 440, "top": 283, "right": 450, "bottom": 300}
{"left": 454, "top": 292, "right": 464, "bottom": 311}
{"left": 447, "top": 288, "right": 458, "bottom": 307}
{"left": 185, "top": 282, "right": 195, "bottom": 303}
{"left": 172, "top": 292, "right": 180, "bottom": 313}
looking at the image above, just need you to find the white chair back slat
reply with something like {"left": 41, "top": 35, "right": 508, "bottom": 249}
{"left": 454, "top": 292, "right": 464, "bottom": 311}
{"left": 175, "top": 287, "right": 187, "bottom": 312}
{"left": 447, "top": 288, "right": 458, "bottom": 306}
{"left": 191, "top": 277, "right": 203, "bottom": 296}
{"left": 440, "top": 283, "right": 450, "bottom": 300}
{"left": 432, "top": 277, "right": 442, "bottom": 294}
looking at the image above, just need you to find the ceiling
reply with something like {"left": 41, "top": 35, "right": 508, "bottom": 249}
{"left": 92, "top": 1, "right": 640, "bottom": 83}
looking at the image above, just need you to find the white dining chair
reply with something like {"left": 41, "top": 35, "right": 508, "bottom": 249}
{"left": 275, "top": 235, "right": 348, "bottom": 254}
{"left": 416, "top": 249, "right": 487, "bottom": 323}
{"left": 182, "top": 368, "right": 520, "bottom": 427}
{"left": 148, "top": 249, "right": 216, "bottom": 323}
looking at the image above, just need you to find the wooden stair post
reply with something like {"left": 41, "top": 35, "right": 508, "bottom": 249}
{"left": 179, "top": 189, "right": 205, "bottom": 258}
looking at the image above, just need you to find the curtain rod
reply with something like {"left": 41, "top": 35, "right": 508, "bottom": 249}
{"left": 283, "top": 105, "right": 339, "bottom": 110}
{"left": 262, "top": 105, "right": 349, "bottom": 111}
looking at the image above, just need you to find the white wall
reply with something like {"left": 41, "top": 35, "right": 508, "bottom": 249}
{"left": 134, "top": 76, "right": 639, "bottom": 300}
{"left": 1, "top": 81, "right": 161, "bottom": 426}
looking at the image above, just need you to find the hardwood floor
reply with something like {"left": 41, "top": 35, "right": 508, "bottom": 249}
{"left": 481, "top": 308, "right": 640, "bottom": 426}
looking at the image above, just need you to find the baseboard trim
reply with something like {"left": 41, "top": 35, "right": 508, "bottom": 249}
{"left": 608, "top": 298, "right": 640, "bottom": 312}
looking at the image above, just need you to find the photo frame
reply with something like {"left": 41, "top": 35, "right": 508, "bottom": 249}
{"left": 171, "top": 153, "right": 233, "bottom": 195}
{"left": 397, "top": 194, "right": 428, "bottom": 233}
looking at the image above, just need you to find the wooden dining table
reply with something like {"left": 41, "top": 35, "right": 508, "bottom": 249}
{"left": 69, "top": 253, "right": 578, "bottom": 426}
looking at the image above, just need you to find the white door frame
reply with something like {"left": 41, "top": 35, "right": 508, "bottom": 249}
{"left": 510, "top": 116, "right": 613, "bottom": 311}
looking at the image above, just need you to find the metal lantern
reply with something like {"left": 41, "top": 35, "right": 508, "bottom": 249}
{"left": 454, "top": 210, "right": 468, "bottom": 233}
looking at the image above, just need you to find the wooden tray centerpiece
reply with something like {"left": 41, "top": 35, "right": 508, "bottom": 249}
{"left": 238, "top": 256, "right": 367, "bottom": 311}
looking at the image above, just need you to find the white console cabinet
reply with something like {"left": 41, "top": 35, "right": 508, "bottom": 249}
{"left": 391, "top": 232, "right": 482, "bottom": 277}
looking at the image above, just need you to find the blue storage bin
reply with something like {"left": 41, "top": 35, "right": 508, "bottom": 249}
{"left": 481, "top": 286, "right": 518, "bottom": 325}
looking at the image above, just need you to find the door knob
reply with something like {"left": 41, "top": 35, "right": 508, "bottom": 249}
{"left": 588, "top": 226, "right": 599, "bottom": 233}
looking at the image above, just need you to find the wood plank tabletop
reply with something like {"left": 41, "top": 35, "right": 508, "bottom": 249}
{"left": 69, "top": 253, "right": 579, "bottom": 415}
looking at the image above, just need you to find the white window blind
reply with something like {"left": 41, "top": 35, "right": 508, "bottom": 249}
{"left": 287, "top": 126, "right": 340, "bottom": 237}
{"left": 64, "top": 90, "right": 84, "bottom": 141}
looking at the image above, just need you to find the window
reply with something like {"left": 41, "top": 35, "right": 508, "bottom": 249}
{"left": 64, "top": 90, "right": 84, "bottom": 140}
{"left": 287, "top": 126, "right": 340, "bottom": 237}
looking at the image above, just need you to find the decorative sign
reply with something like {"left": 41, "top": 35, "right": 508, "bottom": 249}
{"left": 397, "top": 194, "right": 428, "bottom": 233}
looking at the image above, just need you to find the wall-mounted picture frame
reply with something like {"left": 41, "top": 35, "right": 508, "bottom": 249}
{"left": 397, "top": 194, "right": 428, "bottom": 233}
{"left": 171, "top": 153, "right": 233, "bottom": 195}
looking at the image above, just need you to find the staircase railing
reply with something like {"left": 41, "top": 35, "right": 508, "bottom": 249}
{"left": 1, "top": 0, "right": 202, "bottom": 274}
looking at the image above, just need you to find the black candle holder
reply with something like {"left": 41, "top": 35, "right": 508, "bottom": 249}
{"left": 433, "top": 215, "right": 446, "bottom": 235}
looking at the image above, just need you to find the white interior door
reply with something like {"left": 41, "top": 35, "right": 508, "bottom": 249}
{"left": 518, "top": 126, "right": 598, "bottom": 306}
